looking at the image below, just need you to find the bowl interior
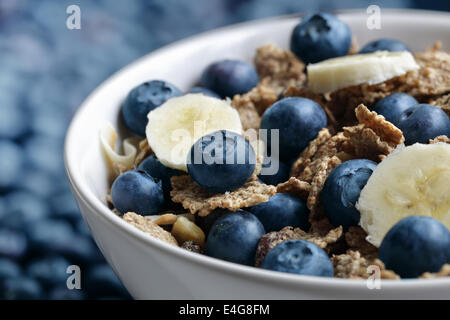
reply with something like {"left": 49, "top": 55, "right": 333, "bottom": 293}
{"left": 66, "top": 9, "right": 450, "bottom": 285}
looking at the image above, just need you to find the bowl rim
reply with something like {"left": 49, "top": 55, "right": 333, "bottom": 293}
{"left": 65, "top": 8, "right": 450, "bottom": 290}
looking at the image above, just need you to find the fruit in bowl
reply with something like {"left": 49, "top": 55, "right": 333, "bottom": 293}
{"left": 65, "top": 10, "right": 450, "bottom": 299}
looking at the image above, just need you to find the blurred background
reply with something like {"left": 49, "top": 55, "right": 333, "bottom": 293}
{"left": 0, "top": 0, "right": 448, "bottom": 300}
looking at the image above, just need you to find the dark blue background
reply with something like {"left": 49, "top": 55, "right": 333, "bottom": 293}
{"left": 0, "top": 0, "right": 448, "bottom": 300}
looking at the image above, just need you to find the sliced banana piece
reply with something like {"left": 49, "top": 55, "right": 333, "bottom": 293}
{"left": 100, "top": 122, "right": 139, "bottom": 178}
{"left": 146, "top": 93, "right": 242, "bottom": 171}
{"left": 356, "top": 143, "right": 450, "bottom": 247}
{"left": 307, "top": 51, "right": 419, "bottom": 93}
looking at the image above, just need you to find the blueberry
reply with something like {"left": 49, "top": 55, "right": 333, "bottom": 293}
{"left": 0, "top": 228, "right": 28, "bottom": 260}
{"left": 1, "top": 276, "right": 43, "bottom": 300}
{"left": 200, "top": 59, "right": 258, "bottom": 98}
{"left": 187, "top": 130, "right": 255, "bottom": 193}
{"left": 258, "top": 157, "right": 289, "bottom": 186}
{"left": 48, "top": 286, "right": 86, "bottom": 300}
{"left": 137, "top": 155, "right": 183, "bottom": 200}
{"left": 27, "top": 256, "right": 70, "bottom": 288}
{"left": 96, "top": 296, "right": 126, "bottom": 300}
{"left": 84, "top": 264, "right": 131, "bottom": 299}
{"left": 36, "top": 234, "right": 103, "bottom": 267}
{"left": 195, "top": 209, "right": 234, "bottom": 237}
{"left": 379, "top": 216, "right": 450, "bottom": 278}
{"left": 76, "top": 219, "right": 92, "bottom": 238}
{"left": 249, "top": 193, "right": 309, "bottom": 232}
{"left": 49, "top": 191, "right": 81, "bottom": 225}
{"left": 322, "top": 159, "right": 377, "bottom": 230}
{"left": 0, "top": 103, "right": 29, "bottom": 140}
{"left": 26, "top": 219, "right": 74, "bottom": 246}
{"left": 359, "top": 38, "right": 410, "bottom": 54}
{"left": 0, "top": 197, "right": 4, "bottom": 216}
{"left": 122, "top": 80, "right": 182, "bottom": 136}
{"left": 261, "top": 240, "right": 333, "bottom": 277}
{"left": 24, "top": 135, "right": 64, "bottom": 176}
{"left": 372, "top": 93, "right": 418, "bottom": 125}
{"left": 26, "top": 219, "right": 76, "bottom": 259}
{"left": 0, "top": 191, "right": 50, "bottom": 230}
{"left": 110, "top": 170, "right": 165, "bottom": 215}
{"left": 260, "top": 97, "right": 327, "bottom": 161}
{"left": 290, "top": 13, "right": 351, "bottom": 64}
{"left": 16, "top": 170, "right": 58, "bottom": 198}
{"left": 63, "top": 238, "right": 104, "bottom": 266}
{"left": 206, "top": 211, "right": 265, "bottom": 265}
{"left": 30, "top": 109, "right": 69, "bottom": 139}
{"left": 188, "top": 86, "right": 221, "bottom": 98}
{"left": 0, "top": 140, "right": 23, "bottom": 191}
{"left": 0, "top": 258, "right": 22, "bottom": 280}
{"left": 396, "top": 104, "right": 450, "bottom": 145}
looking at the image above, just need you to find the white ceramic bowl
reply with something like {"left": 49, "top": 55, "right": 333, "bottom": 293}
{"left": 65, "top": 9, "right": 450, "bottom": 299}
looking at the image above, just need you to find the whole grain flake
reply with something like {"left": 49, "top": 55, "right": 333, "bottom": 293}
{"left": 276, "top": 177, "right": 311, "bottom": 200}
{"left": 123, "top": 212, "right": 178, "bottom": 246}
{"left": 170, "top": 175, "right": 276, "bottom": 216}
{"left": 342, "top": 105, "right": 405, "bottom": 161}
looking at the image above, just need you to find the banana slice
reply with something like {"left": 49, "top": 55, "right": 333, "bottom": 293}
{"left": 307, "top": 51, "right": 419, "bottom": 93}
{"left": 356, "top": 143, "right": 450, "bottom": 247}
{"left": 100, "top": 122, "right": 139, "bottom": 178}
{"left": 146, "top": 93, "right": 242, "bottom": 171}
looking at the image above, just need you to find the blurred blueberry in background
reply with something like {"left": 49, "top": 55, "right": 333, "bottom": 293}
{"left": 48, "top": 286, "right": 87, "bottom": 300}
{"left": 84, "top": 264, "right": 132, "bottom": 299}
{"left": 1, "top": 276, "right": 43, "bottom": 300}
{"left": 0, "top": 140, "right": 24, "bottom": 191}
{"left": 26, "top": 256, "right": 71, "bottom": 288}
{"left": 0, "top": 258, "right": 22, "bottom": 280}
{"left": 0, "top": 0, "right": 447, "bottom": 300}
{"left": 0, "top": 103, "right": 29, "bottom": 140}
{"left": 1, "top": 191, "right": 50, "bottom": 230}
{"left": 0, "top": 229, "right": 28, "bottom": 261}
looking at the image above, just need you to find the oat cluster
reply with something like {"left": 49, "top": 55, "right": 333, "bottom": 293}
{"left": 332, "top": 250, "right": 399, "bottom": 279}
